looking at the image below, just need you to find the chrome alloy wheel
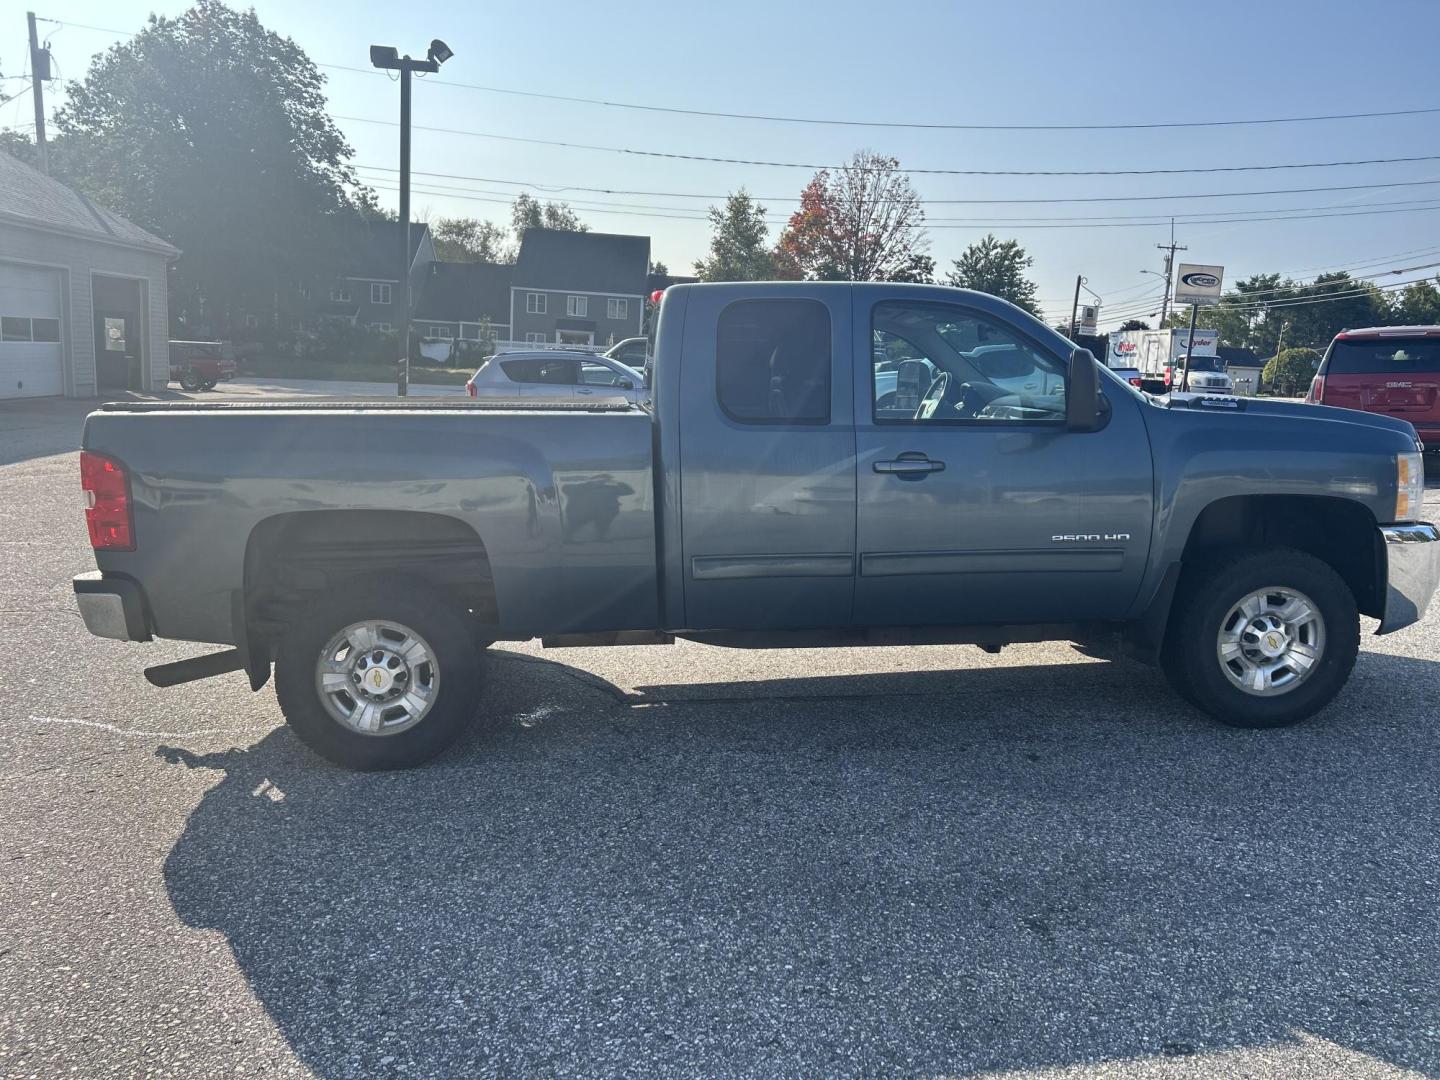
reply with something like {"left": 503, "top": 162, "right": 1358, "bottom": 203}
{"left": 315, "top": 620, "right": 439, "bottom": 736}
{"left": 1216, "top": 587, "right": 1326, "bottom": 697}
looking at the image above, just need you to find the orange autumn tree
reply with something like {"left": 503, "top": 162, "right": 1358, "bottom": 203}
{"left": 773, "top": 151, "right": 930, "bottom": 282}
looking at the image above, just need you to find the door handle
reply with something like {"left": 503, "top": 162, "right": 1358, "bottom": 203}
{"left": 874, "top": 454, "right": 945, "bottom": 476}
{"left": 575, "top": 388, "right": 594, "bottom": 395}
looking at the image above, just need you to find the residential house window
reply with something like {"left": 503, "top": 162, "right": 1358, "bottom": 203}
{"left": 525, "top": 332, "right": 547, "bottom": 345}
{"left": 429, "top": 326, "right": 453, "bottom": 339}
{"left": 244, "top": 314, "right": 260, "bottom": 329}
{"left": 607, "top": 298, "right": 628, "bottom": 320}
{"left": 298, "top": 285, "right": 311, "bottom": 301}
{"left": 331, "top": 285, "right": 352, "bottom": 303}
{"left": 526, "top": 292, "right": 546, "bottom": 315}
{"left": 371, "top": 283, "right": 393, "bottom": 305}
{"left": 566, "top": 295, "right": 588, "bottom": 317}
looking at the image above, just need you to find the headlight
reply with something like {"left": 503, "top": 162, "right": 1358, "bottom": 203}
{"left": 1395, "top": 451, "right": 1425, "bottom": 522}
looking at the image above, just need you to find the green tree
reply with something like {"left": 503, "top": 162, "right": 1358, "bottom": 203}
{"left": 946, "top": 234, "right": 1041, "bottom": 315}
{"left": 1119, "top": 319, "right": 1150, "bottom": 331}
{"left": 695, "top": 190, "right": 776, "bottom": 281}
{"left": 511, "top": 193, "right": 588, "bottom": 241}
{"left": 773, "top": 151, "right": 928, "bottom": 282}
{"left": 649, "top": 259, "right": 670, "bottom": 277}
{"left": 1282, "top": 272, "right": 1388, "bottom": 349}
{"left": 432, "top": 217, "right": 512, "bottom": 263}
{"left": 1263, "top": 347, "right": 1321, "bottom": 395}
{"left": 54, "top": 1, "right": 371, "bottom": 330}
{"left": 1393, "top": 276, "right": 1440, "bottom": 325}
{"left": 889, "top": 253, "right": 936, "bottom": 284}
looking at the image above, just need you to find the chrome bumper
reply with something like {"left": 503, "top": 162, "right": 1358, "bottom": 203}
{"left": 73, "top": 571, "right": 152, "bottom": 642}
{"left": 1378, "top": 523, "right": 1440, "bottom": 633}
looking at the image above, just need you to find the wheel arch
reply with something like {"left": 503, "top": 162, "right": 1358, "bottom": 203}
{"left": 241, "top": 509, "right": 496, "bottom": 686}
{"left": 1130, "top": 493, "right": 1382, "bottom": 661}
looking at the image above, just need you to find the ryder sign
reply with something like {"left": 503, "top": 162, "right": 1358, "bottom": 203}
{"left": 1173, "top": 263, "right": 1224, "bottom": 306}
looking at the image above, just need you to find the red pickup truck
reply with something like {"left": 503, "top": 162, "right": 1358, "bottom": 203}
{"left": 168, "top": 340, "right": 236, "bottom": 392}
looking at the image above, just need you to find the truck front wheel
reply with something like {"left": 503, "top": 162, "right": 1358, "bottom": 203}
{"left": 274, "top": 583, "right": 482, "bottom": 769}
{"left": 1162, "top": 548, "right": 1359, "bottom": 729}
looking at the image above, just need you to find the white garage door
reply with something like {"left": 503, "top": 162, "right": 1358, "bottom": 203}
{"left": 0, "top": 265, "right": 64, "bottom": 399}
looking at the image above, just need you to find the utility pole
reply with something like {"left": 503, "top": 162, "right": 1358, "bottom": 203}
{"left": 1156, "top": 219, "right": 1186, "bottom": 326}
{"left": 26, "top": 12, "right": 50, "bottom": 175}
{"left": 1069, "top": 275, "right": 1084, "bottom": 339}
{"left": 370, "top": 38, "right": 454, "bottom": 396}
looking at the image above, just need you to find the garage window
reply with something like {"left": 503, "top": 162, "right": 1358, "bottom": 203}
{"left": 1, "top": 316, "right": 57, "bottom": 342}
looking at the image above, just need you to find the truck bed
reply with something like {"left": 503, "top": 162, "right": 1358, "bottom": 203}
{"left": 82, "top": 398, "right": 658, "bottom": 643}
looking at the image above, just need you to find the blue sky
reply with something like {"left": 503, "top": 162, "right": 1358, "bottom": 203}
{"left": 10, "top": 0, "right": 1440, "bottom": 328}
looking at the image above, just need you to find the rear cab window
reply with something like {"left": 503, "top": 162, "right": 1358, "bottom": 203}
{"left": 715, "top": 299, "right": 831, "bottom": 424}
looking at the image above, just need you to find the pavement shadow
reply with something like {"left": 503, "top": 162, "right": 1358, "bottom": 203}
{"left": 160, "top": 649, "right": 1440, "bottom": 1077}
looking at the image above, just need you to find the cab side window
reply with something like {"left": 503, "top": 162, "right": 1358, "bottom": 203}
{"left": 872, "top": 300, "right": 1066, "bottom": 424}
{"left": 716, "top": 299, "right": 830, "bottom": 424}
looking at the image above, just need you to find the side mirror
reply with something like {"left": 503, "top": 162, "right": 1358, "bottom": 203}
{"left": 618, "top": 378, "right": 635, "bottom": 391}
{"left": 1066, "top": 348, "right": 1103, "bottom": 432}
{"left": 1312, "top": 356, "right": 1321, "bottom": 370}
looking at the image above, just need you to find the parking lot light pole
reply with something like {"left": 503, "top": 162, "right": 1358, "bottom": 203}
{"left": 370, "top": 39, "right": 454, "bottom": 397}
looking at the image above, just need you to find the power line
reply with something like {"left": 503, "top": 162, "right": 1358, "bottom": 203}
{"left": 378, "top": 180, "right": 1440, "bottom": 230}
{"left": 318, "top": 60, "right": 1440, "bottom": 133}
{"left": 356, "top": 165, "right": 1440, "bottom": 222}
{"left": 34, "top": 18, "right": 1440, "bottom": 135}
{"left": 336, "top": 115, "right": 1440, "bottom": 178}
{"left": 346, "top": 127, "right": 1440, "bottom": 204}
{"left": 351, "top": 166, "right": 1440, "bottom": 223}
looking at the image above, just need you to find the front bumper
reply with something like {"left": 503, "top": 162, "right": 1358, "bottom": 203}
{"left": 73, "top": 571, "right": 152, "bottom": 642}
{"left": 1378, "top": 523, "right": 1440, "bottom": 633}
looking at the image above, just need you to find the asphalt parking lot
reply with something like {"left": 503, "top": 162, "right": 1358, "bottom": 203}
{"left": 2, "top": 394, "right": 1439, "bottom": 1079}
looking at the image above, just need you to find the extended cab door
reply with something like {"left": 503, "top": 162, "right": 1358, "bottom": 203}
{"left": 676, "top": 286, "right": 856, "bottom": 629}
{"left": 852, "top": 287, "right": 1153, "bottom": 627}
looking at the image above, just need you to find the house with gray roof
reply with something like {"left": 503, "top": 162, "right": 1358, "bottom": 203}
{"left": 414, "top": 261, "right": 513, "bottom": 344}
{"left": 0, "top": 149, "right": 179, "bottom": 398}
{"left": 315, "top": 219, "right": 435, "bottom": 331}
{"left": 508, "top": 228, "right": 650, "bottom": 347}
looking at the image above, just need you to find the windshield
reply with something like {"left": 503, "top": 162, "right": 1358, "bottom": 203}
{"left": 1325, "top": 338, "right": 1440, "bottom": 374}
{"left": 1179, "top": 355, "right": 1224, "bottom": 373}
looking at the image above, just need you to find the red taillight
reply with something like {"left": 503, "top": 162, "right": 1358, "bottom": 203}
{"left": 1129, "top": 376, "right": 1143, "bottom": 388}
{"left": 80, "top": 451, "right": 134, "bottom": 550}
{"left": 465, "top": 381, "right": 476, "bottom": 398}
{"left": 1306, "top": 375, "right": 1325, "bottom": 403}
{"left": 1163, "top": 365, "right": 1174, "bottom": 388}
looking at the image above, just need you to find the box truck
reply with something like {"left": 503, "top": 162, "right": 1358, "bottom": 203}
{"left": 1107, "top": 328, "right": 1231, "bottom": 395}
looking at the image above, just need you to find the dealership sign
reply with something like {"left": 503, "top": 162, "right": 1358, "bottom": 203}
{"left": 1078, "top": 304, "right": 1099, "bottom": 335}
{"left": 1173, "top": 263, "right": 1224, "bottom": 307}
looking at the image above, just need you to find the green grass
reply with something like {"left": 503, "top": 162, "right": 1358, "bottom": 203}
{"left": 240, "top": 358, "right": 471, "bottom": 386}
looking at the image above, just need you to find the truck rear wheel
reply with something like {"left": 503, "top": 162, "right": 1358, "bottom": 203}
{"left": 1162, "top": 548, "right": 1359, "bottom": 729}
{"left": 274, "top": 582, "right": 482, "bottom": 769}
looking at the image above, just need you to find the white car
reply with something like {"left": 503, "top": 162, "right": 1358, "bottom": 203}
{"left": 465, "top": 350, "right": 646, "bottom": 403}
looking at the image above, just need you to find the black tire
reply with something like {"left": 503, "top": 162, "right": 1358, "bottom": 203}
{"left": 1161, "top": 547, "right": 1359, "bottom": 729}
{"left": 274, "top": 582, "right": 482, "bottom": 769}
{"left": 200, "top": 378, "right": 218, "bottom": 391}
{"left": 179, "top": 371, "right": 203, "bottom": 392}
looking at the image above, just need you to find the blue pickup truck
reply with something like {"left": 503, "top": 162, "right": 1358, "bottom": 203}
{"left": 74, "top": 283, "right": 1439, "bottom": 768}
